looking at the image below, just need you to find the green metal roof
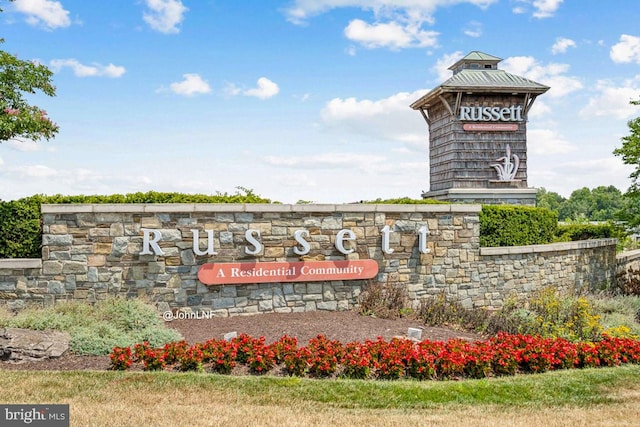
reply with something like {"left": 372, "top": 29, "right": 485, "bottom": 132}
{"left": 441, "top": 69, "right": 549, "bottom": 91}
{"left": 448, "top": 51, "right": 502, "bottom": 70}
{"left": 410, "top": 52, "right": 550, "bottom": 110}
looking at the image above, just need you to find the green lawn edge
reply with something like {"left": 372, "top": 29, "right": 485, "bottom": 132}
{"left": 3, "top": 364, "right": 638, "bottom": 409}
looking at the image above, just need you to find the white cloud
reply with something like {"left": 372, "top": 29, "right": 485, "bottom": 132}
{"left": 433, "top": 51, "right": 464, "bottom": 82}
{"left": 142, "top": 0, "right": 188, "bottom": 34}
{"left": 283, "top": 0, "right": 497, "bottom": 25}
{"left": 463, "top": 21, "right": 482, "bottom": 38}
{"left": 6, "top": 140, "right": 55, "bottom": 152}
{"left": 264, "top": 152, "right": 387, "bottom": 172}
{"left": 579, "top": 78, "right": 640, "bottom": 120}
{"left": 284, "top": 1, "right": 494, "bottom": 50}
{"left": 14, "top": 164, "right": 59, "bottom": 178}
{"left": 526, "top": 99, "right": 551, "bottom": 118}
{"left": 13, "top": 0, "right": 70, "bottom": 29}
{"left": 532, "top": 0, "right": 563, "bottom": 18}
{"left": 551, "top": 37, "right": 576, "bottom": 54}
{"left": 320, "top": 89, "right": 428, "bottom": 147}
{"left": 0, "top": 163, "right": 157, "bottom": 200}
{"left": 244, "top": 77, "right": 280, "bottom": 99}
{"left": 169, "top": 74, "right": 211, "bottom": 96}
{"left": 509, "top": 0, "right": 563, "bottom": 18}
{"left": 501, "top": 56, "right": 583, "bottom": 98}
{"left": 527, "top": 128, "right": 576, "bottom": 155}
{"left": 610, "top": 34, "right": 640, "bottom": 64}
{"left": 50, "top": 59, "right": 126, "bottom": 78}
{"left": 530, "top": 157, "right": 633, "bottom": 197}
{"left": 226, "top": 78, "right": 280, "bottom": 99}
{"left": 344, "top": 19, "right": 438, "bottom": 49}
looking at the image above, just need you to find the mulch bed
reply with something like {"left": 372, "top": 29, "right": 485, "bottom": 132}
{"left": 0, "top": 311, "right": 482, "bottom": 372}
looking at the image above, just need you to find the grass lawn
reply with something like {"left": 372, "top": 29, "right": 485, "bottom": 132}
{"left": 2, "top": 365, "right": 639, "bottom": 426}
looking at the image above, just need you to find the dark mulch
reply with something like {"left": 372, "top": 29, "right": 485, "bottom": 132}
{"left": 0, "top": 311, "right": 482, "bottom": 372}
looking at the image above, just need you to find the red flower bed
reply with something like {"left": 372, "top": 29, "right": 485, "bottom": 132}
{"left": 110, "top": 333, "right": 640, "bottom": 380}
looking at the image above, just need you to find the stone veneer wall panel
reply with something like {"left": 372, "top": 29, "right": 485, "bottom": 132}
{"left": 0, "top": 204, "right": 625, "bottom": 315}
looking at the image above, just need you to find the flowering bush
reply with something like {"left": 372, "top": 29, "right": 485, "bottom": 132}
{"left": 178, "top": 345, "right": 205, "bottom": 372}
{"left": 269, "top": 335, "right": 298, "bottom": 364}
{"left": 110, "top": 346, "right": 132, "bottom": 371}
{"left": 132, "top": 341, "right": 166, "bottom": 371}
{"left": 306, "top": 335, "right": 343, "bottom": 378}
{"left": 341, "top": 342, "right": 373, "bottom": 379}
{"left": 162, "top": 340, "right": 189, "bottom": 365}
{"left": 109, "top": 333, "right": 640, "bottom": 380}
{"left": 200, "top": 339, "right": 237, "bottom": 374}
{"left": 284, "top": 347, "right": 311, "bottom": 377}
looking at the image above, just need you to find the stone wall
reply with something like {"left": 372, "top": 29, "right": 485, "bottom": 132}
{"left": 0, "top": 204, "right": 624, "bottom": 315}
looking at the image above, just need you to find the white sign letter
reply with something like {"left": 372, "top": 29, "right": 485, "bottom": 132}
{"left": 335, "top": 229, "right": 355, "bottom": 255}
{"left": 141, "top": 229, "right": 164, "bottom": 256}
{"left": 245, "top": 229, "right": 262, "bottom": 255}
{"left": 459, "top": 106, "right": 471, "bottom": 120}
{"left": 418, "top": 225, "right": 430, "bottom": 254}
{"left": 191, "top": 229, "right": 217, "bottom": 256}
{"left": 293, "top": 229, "right": 311, "bottom": 255}
{"left": 381, "top": 225, "right": 394, "bottom": 254}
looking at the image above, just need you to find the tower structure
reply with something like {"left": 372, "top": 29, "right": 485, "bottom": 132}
{"left": 410, "top": 51, "right": 549, "bottom": 205}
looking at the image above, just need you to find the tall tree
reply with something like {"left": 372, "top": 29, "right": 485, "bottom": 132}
{"left": 537, "top": 186, "right": 623, "bottom": 222}
{"left": 614, "top": 98, "right": 640, "bottom": 189}
{"left": 613, "top": 97, "right": 640, "bottom": 226}
{"left": 536, "top": 188, "right": 566, "bottom": 212}
{"left": 0, "top": 1, "right": 58, "bottom": 142}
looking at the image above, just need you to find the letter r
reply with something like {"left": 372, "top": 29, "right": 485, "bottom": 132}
{"left": 141, "top": 229, "right": 165, "bottom": 255}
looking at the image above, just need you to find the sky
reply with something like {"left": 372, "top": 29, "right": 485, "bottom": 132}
{"left": 1, "top": 0, "right": 640, "bottom": 203}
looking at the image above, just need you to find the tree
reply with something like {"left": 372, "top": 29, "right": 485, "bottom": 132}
{"left": 0, "top": 5, "right": 58, "bottom": 143}
{"left": 536, "top": 188, "right": 566, "bottom": 212}
{"left": 613, "top": 97, "right": 640, "bottom": 227}
{"left": 560, "top": 186, "right": 624, "bottom": 222}
{"left": 536, "top": 186, "right": 624, "bottom": 222}
{"left": 614, "top": 98, "right": 640, "bottom": 190}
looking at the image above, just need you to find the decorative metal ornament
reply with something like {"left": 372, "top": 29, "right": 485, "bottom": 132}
{"left": 491, "top": 144, "right": 519, "bottom": 180}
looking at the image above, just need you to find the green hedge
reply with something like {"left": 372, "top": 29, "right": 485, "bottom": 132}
{"left": 480, "top": 205, "right": 558, "bottom": 247}
{"left": 364, "top": 197, "right": 447, "bottom": 204}
{"left": 556, "top": 222, "right": 626, "bottom": 241}
{"left": 0, "top": 196, "right": 42, "bottom": 258}
{"left": 0, "top": 189, "right": 271, "bottom": 259}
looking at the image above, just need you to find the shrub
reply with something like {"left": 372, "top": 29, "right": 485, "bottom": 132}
{"left": 0, "top": 196, "right": 42, "bottom": 258}
{"left": 109, "top": 346, "right": 133, "bottom": 371}
{"left": 480, "top": 205, "right": 558, "bottom": 247}
{"left": 364, "top": 197, "right": 447, "bottom": 204}
{"left": 358, "top": 280, "right": 411, "bottom": 320}
{"left": 529, "top": 288, "right": 603, "bottom": 341}
{"left": 419, "top": 290, "right": 640, "bottom": 343}
{"left": 306, "top": 335, "right": 343, "bottom": 378}
{"left": 0, "top": 298, "right": 182, "bottom": 355}
{"left": 418, "top": 293, "right": 490, "bottom": 331}
{"left": 556, "top": 222, "right": 626, "bottom": 242}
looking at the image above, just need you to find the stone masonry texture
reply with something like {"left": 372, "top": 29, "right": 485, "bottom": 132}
{"left": 0, "top": 204, "right": 626, "bottom": 316}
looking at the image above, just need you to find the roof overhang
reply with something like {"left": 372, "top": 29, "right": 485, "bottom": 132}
{"left": 410, "top": 85, "right": 549, "bottom": 110}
